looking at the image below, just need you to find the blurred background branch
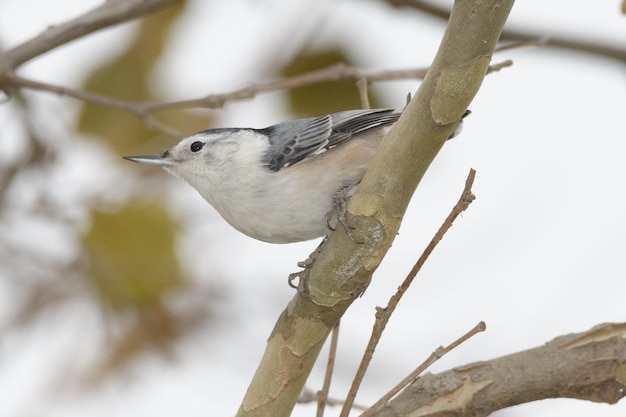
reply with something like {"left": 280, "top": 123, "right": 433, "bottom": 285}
{"left": 0, "top": 0, "right": 184, "bottom": 72}
{"left": 384, "top": 0, "right": 626, "bottom": 63}
{"left": 5, "top": 59, "right": 512, "bottom": 138}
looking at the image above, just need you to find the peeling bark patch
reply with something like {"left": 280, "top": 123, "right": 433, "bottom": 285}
{"left": 430, "top": 55, "right": 491, "bottom": 125}
{"left": 407, "top": 377, "right": 493, "bottom": 417}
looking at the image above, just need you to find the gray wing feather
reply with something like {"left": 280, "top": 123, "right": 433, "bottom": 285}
{"left": 261, "top": 108, "right": 399, "bottom": 171}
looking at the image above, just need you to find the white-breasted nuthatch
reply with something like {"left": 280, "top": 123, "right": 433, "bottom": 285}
{"left": 124, "top": 108, "right": 464, "bottom": 244}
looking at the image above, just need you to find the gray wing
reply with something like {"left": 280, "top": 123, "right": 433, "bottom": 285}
{"left": 260, "top": 108, "right": 400, "bottom": 171}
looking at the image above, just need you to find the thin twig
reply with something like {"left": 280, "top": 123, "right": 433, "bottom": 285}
{"left": 356, "top": 78, "right": 371, "bottom": 109}
{"left": 359, "top": 321, "right": 486, "bottom": 417}
{"left": 495, "top": 39, "right": 547, "bottom": 53}
{"left": 298, "top": 388, "right": 368, "bottom": 411}
{"left": 9, "top": 76, "right": 184, "bottom": 139}
{"left": 317, "top": 323, "right": 341, "bottom": 417}
{"left": 486, "top": 59, "right": 513, "bottom": 74}
{"left": 138, "top": 63, "right": 433, "bottom": 112}
{"left": 339, "top": 168, "right": 477, "bottom": 417}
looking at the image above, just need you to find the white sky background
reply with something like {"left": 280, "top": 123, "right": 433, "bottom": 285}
{"left": 0, "top": 1, "right": 625, "bottom": 417}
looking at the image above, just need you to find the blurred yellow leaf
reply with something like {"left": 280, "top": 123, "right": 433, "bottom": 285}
{"left": 281, "top": 48, "right": 382, "bottom": 116}
{"left": 83, "top": 201, "right": 182, "bottom": 311}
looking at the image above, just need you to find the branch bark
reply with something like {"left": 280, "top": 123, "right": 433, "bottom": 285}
{"left": 235, "top": 1, "right": 515, "bottom": 416}
{"left": 373, "top": 323, "right": 626, "bottom": 417}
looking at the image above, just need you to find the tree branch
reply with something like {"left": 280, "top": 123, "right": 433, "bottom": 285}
{"left": 3, "top": 60, "right": 512, "bottom": 139}
{"left": 235, "top": 1, "right": 515, "bottom": 416}
{"left": 386, "top": 0, "right": 626, "bottom": 63}
{"left": 316, "top": 323, "right": 340, "bottom": 417}
{"left": 8, "top": 75, "right": 184, "bottom": 138}
{"left": 362, "top": 321, "right": 486, "bottom": 417}
{"left": 0, "top": 0, "right": 184, "bottom": 73}
{"left": 373, "top": 323, "right": 626, "bottom": 417}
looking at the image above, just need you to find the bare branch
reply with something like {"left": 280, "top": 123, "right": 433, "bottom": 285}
{"left": 356, "top": 79, "right": 371, "bottom": 109}
{"left": 9, "top": 76, "right": 184, "bottom": 138}
{"left": 386, "top": 0, "right": 626, "bottom": 63}
{"left": 0, "top": 0, "right": 184, "bottom": 72}
{"left": 486, "top": 59, "right": 513, "bottom": 73}
{"left": 361, "top": 321, "right": 486, "bottom": 417}
{"left": 340, "top": 169, "right": 476, "bottom": 417}
{"left": 373, "top": 323, "right": 626, "bottom": 417}
{"left": 298, "top": 388, "right": 368, "bottom": 412}
{"left": 316, "top": 323, "right": 341, "bottom": 417}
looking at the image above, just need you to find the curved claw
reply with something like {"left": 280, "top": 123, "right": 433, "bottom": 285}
{"left": 325, "top": 184, "right": 364, "bottom": 243}
{"left": 325, "top": 210, "right": 337, "bottom": 231}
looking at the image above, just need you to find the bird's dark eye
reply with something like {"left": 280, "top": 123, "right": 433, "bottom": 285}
{"left": 190, "top": 141, "right": 204, "bottom": 152}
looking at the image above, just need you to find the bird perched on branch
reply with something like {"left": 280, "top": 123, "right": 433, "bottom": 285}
{"left": 125, "top": 108, "right": 465, "bottom": 243}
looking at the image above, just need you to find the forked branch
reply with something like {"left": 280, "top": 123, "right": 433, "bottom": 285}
{"left": 373, "top": 323, "right": 626, "bottom": 417}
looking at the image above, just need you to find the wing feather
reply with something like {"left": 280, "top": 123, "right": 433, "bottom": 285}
{"left": 261, "top": 108, "right": 399, "bottom": 171}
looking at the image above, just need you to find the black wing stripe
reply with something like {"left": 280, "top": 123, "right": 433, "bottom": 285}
{"left": 262, "top": 109, "right": 399, "bottom": 172}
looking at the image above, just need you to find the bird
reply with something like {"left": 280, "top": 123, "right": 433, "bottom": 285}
{"left": 124, "top": 108, "right": 463, "bottom": 244}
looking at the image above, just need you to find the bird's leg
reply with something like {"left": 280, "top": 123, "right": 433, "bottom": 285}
{"left": 289, "top": 236, "right": 329, "bottom": 294}
{"left": 287, "top": 241, "right": 318, "bottom": 297}
{"left": 290, "top": 183, "right": 364, "bottom": 292}
{"left": 325, "top": 185, "right": 363, "bottom": 243}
